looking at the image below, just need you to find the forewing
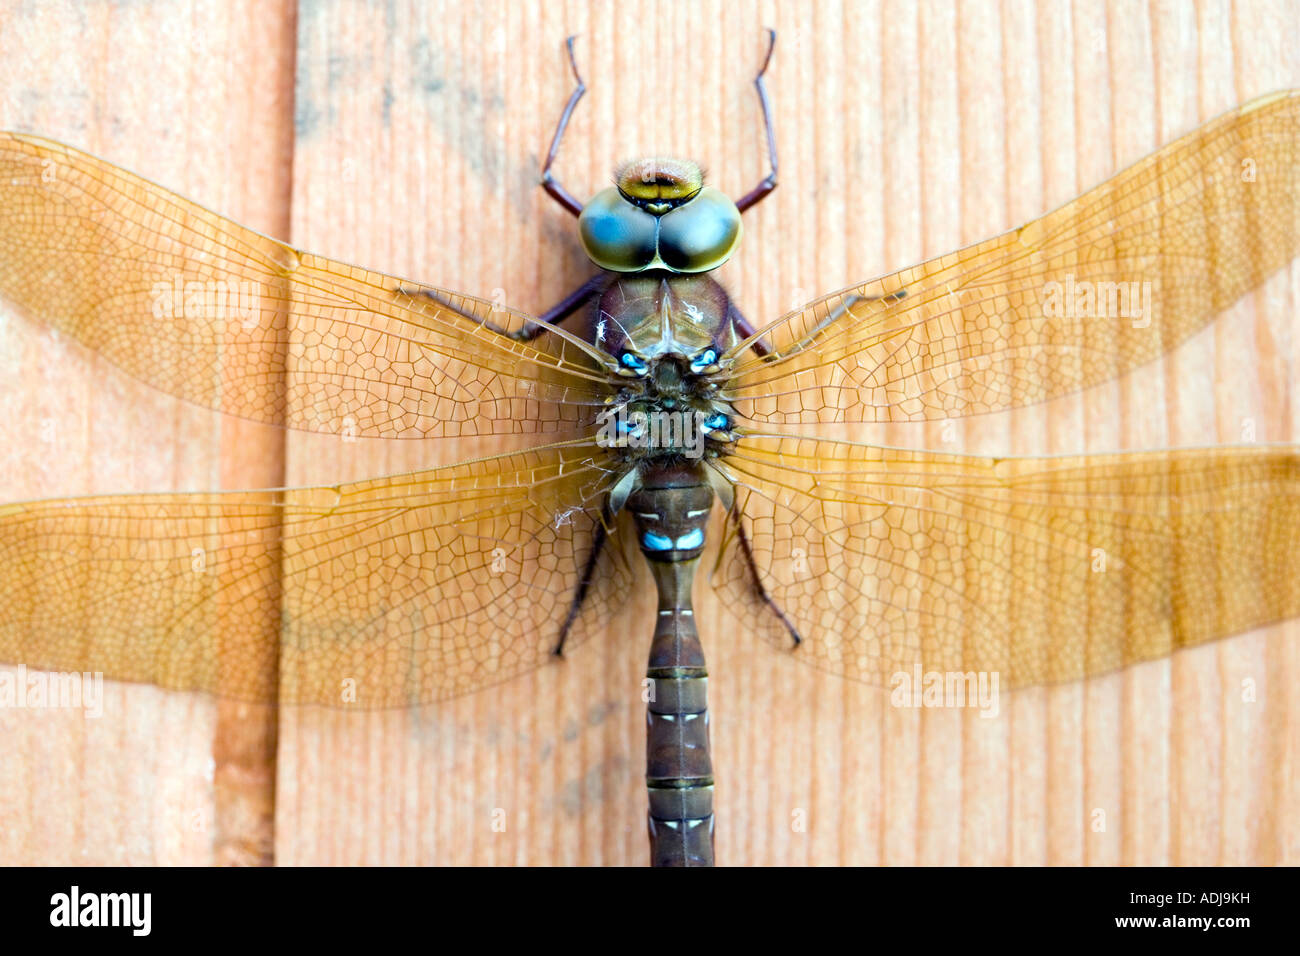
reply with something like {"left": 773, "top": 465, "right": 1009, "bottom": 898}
{"left": 728, "top": 91, "right": 1300, "bottom": 425}
{"left": 0, "top": 131, "right": 608, "bottom": 439}
{"left": 0, "top": 440, "right": 632, "bottom": 706}
{"left": 714, "top": 434, "right": 1299, "bottom": 688}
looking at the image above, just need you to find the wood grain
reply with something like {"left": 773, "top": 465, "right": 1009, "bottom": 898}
{"left": 0, "top": 0, "right": 1296, "bottom": 865}
{"left": 0, "top": 0, "right": 295, "bottom": 865}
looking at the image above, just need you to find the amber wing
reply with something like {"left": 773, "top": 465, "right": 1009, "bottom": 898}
{"left": 714, "top": 435, "right": 1299, "bottom": 688}
{"left": 0, "top": 440, "right": 631, "bottom": 706}
{"left": 0, "top": 132, "right": 607, "bottom": 439}
{"left": 727, "top": 90, "right": 1300, "bottom": 425}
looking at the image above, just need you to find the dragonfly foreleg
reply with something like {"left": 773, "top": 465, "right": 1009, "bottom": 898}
{"left": 731, "top": 508, "right": 802, "bottom": 647}
{"left": 774, "top": 288, "right": 908, "bottom": 360}
{"left": 401, "top": 273, "right": 606, "bottom": 341}
{"left": 728, "top": 300, "right": 773, "bottom": 358}
{"left": 735, "top": 28, "right": 779, "bottom": 214}
{"left": 529, "top": 273, "right": 609, "bottom": 338}
{"left": 732, "top": 285, "right": 908, "bottom": 363}
{"left": 540, "top": 35, "right": 587, "bottom": 217}
{"left": 553, "top": 513, "right": 610, "bottom": 656}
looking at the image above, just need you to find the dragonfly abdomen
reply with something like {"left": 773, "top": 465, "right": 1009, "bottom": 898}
{"left": 629, "top": 466, "right": 717, "bottom": 866}
{"left": 645, "top": 603, "right": 713, "bottom": 867}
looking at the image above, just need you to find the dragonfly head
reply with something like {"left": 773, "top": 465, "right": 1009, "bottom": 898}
{"left": 578, "top": 158, "right": 742, "bottom": 273}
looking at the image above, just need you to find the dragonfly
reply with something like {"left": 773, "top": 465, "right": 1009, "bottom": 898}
{"left": 0, "top": 31, "right": 1298, "bottom": 866}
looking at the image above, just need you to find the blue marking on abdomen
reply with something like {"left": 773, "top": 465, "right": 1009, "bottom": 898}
{"left": 643, "top": 530, "right": 675, "bottom": 551}
{"left": 642, "top": 528, "right": 706, "bottom": 552}
{"left": 675, "top": 527, "right": 704, "bottom": 550}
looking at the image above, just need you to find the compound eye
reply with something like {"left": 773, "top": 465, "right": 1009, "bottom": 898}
{"left": 578, "top": 187, "right": 658, "bottom": 272}
{"left": 620, "top": 351, "right": 648, "bottom": 374}
{"left": 657, "top": 187, "right": 742, "bottom": 273}
{"left": 689, "top": 347, "right": 719, "bottom": 373}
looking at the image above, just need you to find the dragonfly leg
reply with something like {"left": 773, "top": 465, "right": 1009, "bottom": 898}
{"left": 528, "top": 273, "right": 608, "bottom": 339}
{"left": 400, "top": 273, "right": 606, "bottom": 341}
{"left": 728, "top": 301, "right": 772, "bottom": 358}
{"left": 735, "top": 29, "right": 779, "bottom": 214}
{"left": 554, "top": 514, "right": 610, "bottom": 656}
{"left": 775, "top": 288, "right": 908, "bottom": 359}
{"left": 731, "top": 509, "right": 802, "bottom": 647}
{"left": 540, "top": 36, "right": 587, "bottom": 217}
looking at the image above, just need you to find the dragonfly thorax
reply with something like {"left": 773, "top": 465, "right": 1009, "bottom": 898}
{"left": 595, "top": 359, "right": 735, "bottom": 464}
{"left": 594, "top": 274, "right": 731, "bottom": 369}
{"left": 591, "top": 273, "right": 739, "bottom": 462}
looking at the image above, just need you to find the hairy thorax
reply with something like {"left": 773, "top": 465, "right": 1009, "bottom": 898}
{"left": 589, "top": 271, "right": 743, "bottom": 469}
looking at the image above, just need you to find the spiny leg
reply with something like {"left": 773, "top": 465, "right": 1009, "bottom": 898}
{"left": 728, "top": 300, "right": 773, "bottom": 358}
{"left": 735, "top": 28, "right": 779, "bottom": 214}
{"left": 730, "top": 508, "right": 802, "bottom": 646}
{"left": 399, "top": 273, "right": 608, "bottom": 342}
{"left": 773, "top": 288, "right": 908, "bottom": 360}
{"left": 527, "top": 273, "right": 610, "bottom": 336}
{"left": 554, "top": 514, "right": 610, "bottom": 656}
{"left": 730, "top": 290, "right": 906, "bottom": 361}
{"left": 540, "top": 35, "right": 587, "bottom": 217}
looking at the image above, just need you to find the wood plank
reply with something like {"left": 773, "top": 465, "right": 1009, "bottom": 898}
{"left": 0, "top": 0, "right": 295, "bottom": 865}
{"left": 1, "top": 0, "right": 1296, "bottom": 865}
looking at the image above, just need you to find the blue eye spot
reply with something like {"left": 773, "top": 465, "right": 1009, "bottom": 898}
{"left": 674, "top": 528, "right": 705, "bottom": 550}
{"left": 690, "top": 348, "right": 718, "bottom": 372}
{"left": 642, "top": 531, "right": 674, "bottom": 551}
{"left": 702, "top": 413, "right": 729, "bottom": 432}
{"left": 621, "top": 352, "right": 647, "bottom": 372}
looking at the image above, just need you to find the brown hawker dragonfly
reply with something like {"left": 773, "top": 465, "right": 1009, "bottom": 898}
{"left": 0, "top": 33, "right": 1298, "bottom": 866}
